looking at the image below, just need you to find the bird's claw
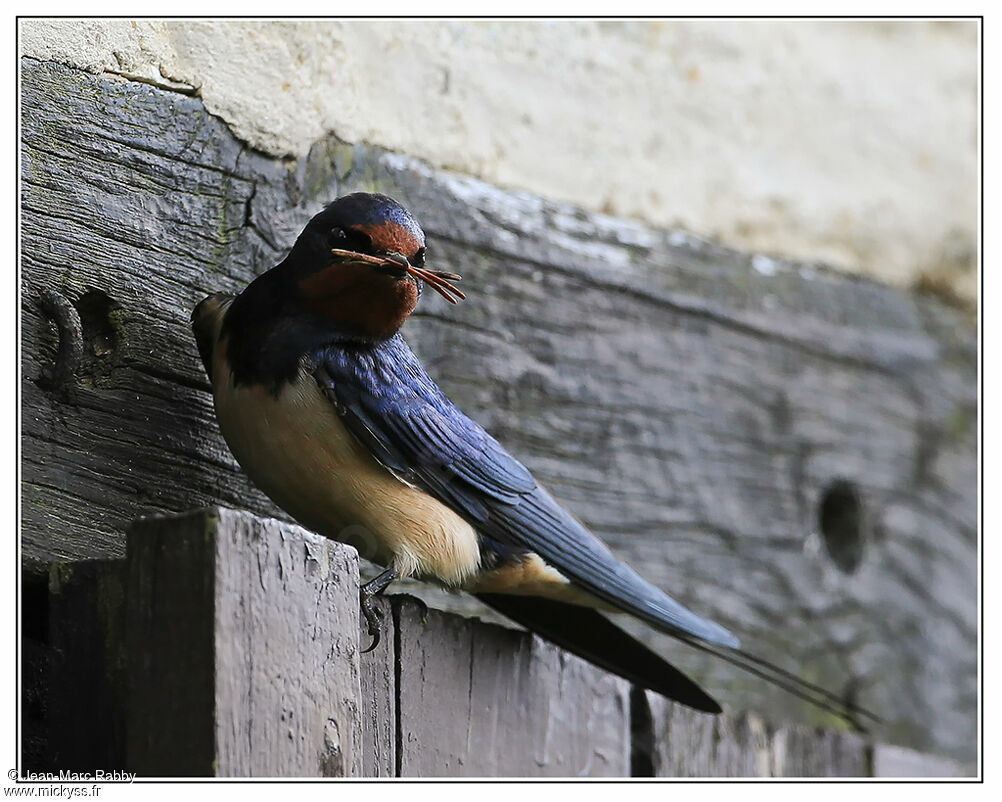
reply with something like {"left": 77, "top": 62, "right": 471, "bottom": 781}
{"left": 360, "top": 593, "right": 383, "bottom": 654}
{"left": 359, "top": 566, "right": 398, "bottom": 654}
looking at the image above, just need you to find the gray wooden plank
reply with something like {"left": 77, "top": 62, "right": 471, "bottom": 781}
{"left": 645, "top": 693, "right": 759, "bottom": 777}
{"left": 21, "top": 571, "right": 54, "bottom": 773}
{"left": 47, "top": 560, "right": 128, "bottom": 772}
{"left": 395, "top": 596, "right": 630, "bottom": 777}
{"left": 125, "top": 510, "right": 216, "bottom": 775}
{"left": 125, "top": 507, "right": 363, "bottom": 777}
{"left": 20, "top": 56, "right": 976, "bottom": 762}
{"left": 212, "top": 508, "right": 363, "bottom": 778}
{"left": 644, "top": 691, "right": 869, "bottom": 777}
{"left": 872, "top": 743, "right": 975, "bottom": 778}
{"left": 769, "top": 724, "right": 869, "bottom": 777}
{"left": 359, "top": 596, "right": 397, "bottom": 777}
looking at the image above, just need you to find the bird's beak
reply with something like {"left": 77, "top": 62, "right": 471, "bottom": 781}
{"left": 329, "top": 248, "right": 467, "bottom": 304}
{"left": 377, "top": 252, "right": 412, "bottom": 277}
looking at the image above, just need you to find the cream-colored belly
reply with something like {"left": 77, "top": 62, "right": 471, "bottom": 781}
{"left": 212, "top": 351, "right": 482, "bottom": 586}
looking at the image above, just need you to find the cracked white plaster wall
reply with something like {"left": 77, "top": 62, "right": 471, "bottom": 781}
{"left": 19, "top": 19, "right": 978, "bottom": 305}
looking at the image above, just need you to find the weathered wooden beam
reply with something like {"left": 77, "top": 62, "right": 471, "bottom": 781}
{"left": 125, "top": 508, "right": 363, "bottom": 777}
{"left": 20, "top": 55, "right": 976, "bottom": 762}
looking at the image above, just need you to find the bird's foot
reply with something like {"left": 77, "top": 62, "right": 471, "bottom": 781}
{"left": 359, "top": 567, "right": 398, "bottom": 654}
{"left": 360, "top": 594, "right": 384, "bottom": 654}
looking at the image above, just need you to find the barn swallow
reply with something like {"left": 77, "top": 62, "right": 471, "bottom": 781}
{"left": 192, "top": 193, "right": 876, "bottom": 723}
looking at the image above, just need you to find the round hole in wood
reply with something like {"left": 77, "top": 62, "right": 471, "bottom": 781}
{"left": 818, "top": 480, "right": 866, "bottom": 574}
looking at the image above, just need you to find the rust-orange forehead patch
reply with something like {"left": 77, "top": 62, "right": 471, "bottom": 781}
{"left": 353, "top": 221, "right": 424, "bottom": 258}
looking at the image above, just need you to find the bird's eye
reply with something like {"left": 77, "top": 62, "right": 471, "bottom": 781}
{"left": 413, "top": 247, "right": 426, "bottom": 267}
{"left": 327, "top": 226, "right": 373, "bottom": 254}
{"left": 349, "top": 229, "right": 373, "bottom": 251}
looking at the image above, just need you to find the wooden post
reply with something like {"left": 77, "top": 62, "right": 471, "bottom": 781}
{"left": 125, "top": 508, "right": 363, "bottom": 777}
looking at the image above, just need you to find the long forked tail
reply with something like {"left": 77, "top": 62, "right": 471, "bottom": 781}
{"left": 477, "top": 593, "right": 721, "bottom": 713}
{"left": 672, "top": 633, "right": 881, "bottom": 730}
{"left": 478, "top": 593, "right": 880, "bottom": 729}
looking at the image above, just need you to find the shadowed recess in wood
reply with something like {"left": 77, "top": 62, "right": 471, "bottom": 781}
{"left": 818, "top": 479, "right": 867, "bottom": 574}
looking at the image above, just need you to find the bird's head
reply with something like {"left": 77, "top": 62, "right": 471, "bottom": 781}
{"left": 282, "top": 193, "right": 464, "bottom": 340}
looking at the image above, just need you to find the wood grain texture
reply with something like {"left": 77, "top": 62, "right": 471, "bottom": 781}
{"left": 47, "top": 560, "right": 128, "bottom": 772}
{"left": 21, "top": 56, "right": 976, "bottom": 762}
{"left": 643, "top": 691, "right": 869, "bottom": 777}
{"left": 394, "top": 596, "right": 630, "bottom": 777}
{"left": 125, "top": 507, "right": 363, "bottom": 777}
{"left": 125, "top": 511, "right": 217, "bottom": 775}
{"left": 768, "top": 723, "right": 870, "bottom": 778}
{"left": 37, "top": 507, "right": 972, "bottom": 778}
{"left": 359, "top": 596, "right": 397, "bottom": 778}
{"left": 872, "top": 743, "right": 974, "bottom": 778}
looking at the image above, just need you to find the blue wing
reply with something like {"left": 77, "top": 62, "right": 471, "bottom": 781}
{"left": 312, "top": 335, "right": 738, "bottom": 648}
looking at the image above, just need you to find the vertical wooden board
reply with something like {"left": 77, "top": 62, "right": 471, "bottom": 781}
{"left": 709, "top": 712, "right": 772, "bottom": 778}
{"left": 359, "top": 596, "right": 396, "bottom": 778}
{"left": 47, "top": 560, "right": 128, "bottom": 772}
{"left": 770, "top": 725, "right": 869, "bottom": 777}
{"left": 646, "top": 694, "right": 760, "bottom": 778}
{"left": 21, "top": 570, "right": 52, "bottom": 773}
{"left": 395, "top": 597, "right": 630, "bottom": 777}
{"left": 645, "top": 691, "right": 870, "bottom": 777}
{"left": 20, "top": 638, "right": 50, "bottom": 772}
{"left": 125, "top": 510, "right": 217, "bottom": 776}
{"left": 125, "top": 507, "right": 363, "bottom": 777}
{"left": 210, "top": 508, "right": 363, "bottom": 777}
{"left": 872, "top": 744, "right": 973, "bottom": 778}
{"left": 394, "top": 597, "right": 474, "bottom": 776}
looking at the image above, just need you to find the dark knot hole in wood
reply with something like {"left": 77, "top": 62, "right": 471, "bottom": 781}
{"left": 818, "top": 479, "right": 867, "bottom": 574}
{"left": 74, "top": 290, "right": 125, "bottom": 386}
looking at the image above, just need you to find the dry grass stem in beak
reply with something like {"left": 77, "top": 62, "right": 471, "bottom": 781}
{"left": 330, "top": 248, "right": 466, "bottom": 304}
